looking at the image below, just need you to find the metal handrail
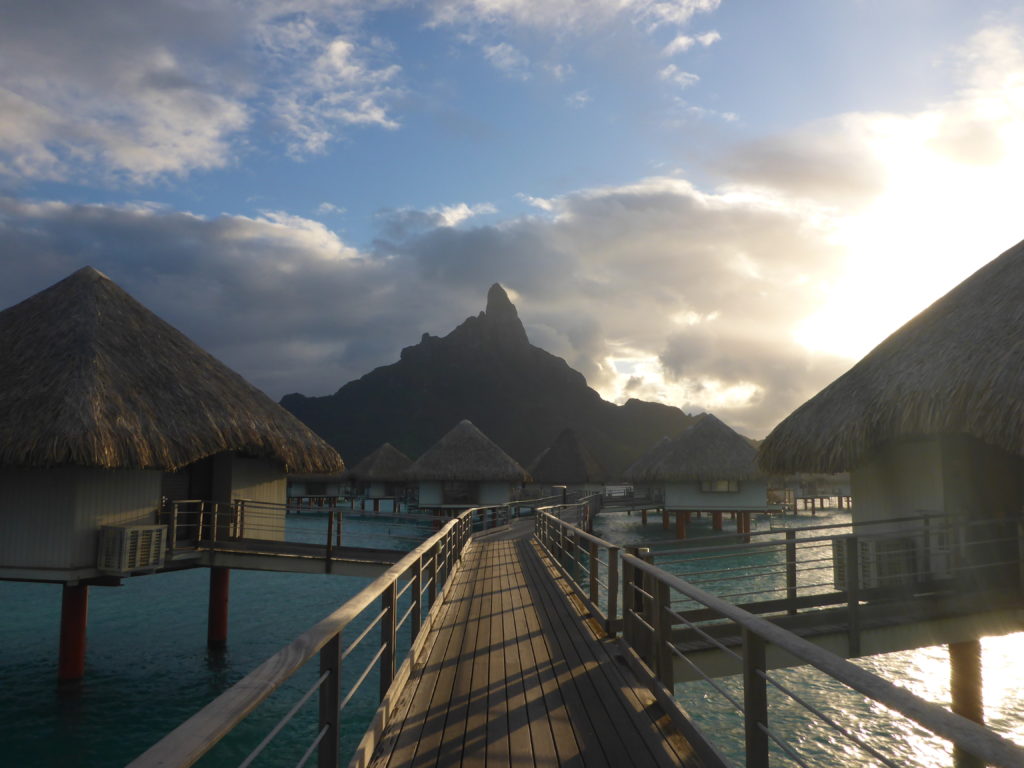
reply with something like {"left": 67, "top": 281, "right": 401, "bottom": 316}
{"left": 622, "top": 551, "right": 1024, "bottom": 768}
{"left": 128, "top": 505, "right": 497, "bottom": 767}
{"left": 534, "top": 510, "right": 620, "bottom": 634}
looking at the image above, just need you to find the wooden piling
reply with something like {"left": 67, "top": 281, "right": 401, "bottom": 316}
{"left": 950, "top": 639, "right": 984, "bottom": 768}
{"left": 661, "top": 508, "right": 669, "bottom": 530}
{"left": 58, "top": 583, "right": 89, "bottom": 682}
{"left": 712, "top": 510, "right": 723, "bottom": 531}
{"left": 207, "top": 567, "right": 230, "bottom": 649}
{"left": 674, "top": 510, "right": 687, "bottom": 540}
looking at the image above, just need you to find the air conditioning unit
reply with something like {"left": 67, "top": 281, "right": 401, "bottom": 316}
{"left": 833, "top": 535, "right": 920, "bottom": 590}
{"left": 98, "top": 525, "right": 167, "bottom": 576}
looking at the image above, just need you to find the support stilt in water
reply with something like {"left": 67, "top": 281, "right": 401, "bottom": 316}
{"left": 58, "top": 583, "right": 89, "bottom": 682}
{"left": 674, "top": 510, "right": 687, "bottom": 540}
{"left": 712, "top": 510, "right": 723, "bottom": 531}
{"left": 950, "top": 639, "right": 984, "bottom": 768}
{"left": 661, "top": 508, "right": 669, "bottom": 530}
{"left": 641, "top": 508, "right": 648, "bottom": 525}
{"left": 207, "top": 567, "right": 230, "bottom": 649}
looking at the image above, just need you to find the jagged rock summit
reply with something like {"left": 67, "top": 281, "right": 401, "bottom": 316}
{"left": 281, "top": 284, "right": 696, "bottom": 474}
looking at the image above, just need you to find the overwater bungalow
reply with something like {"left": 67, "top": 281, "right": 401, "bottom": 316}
{"left": 529, "top": 427, "right": 608, "bottom": 496}
{"left": 758, "top": 239, "right": 1024, "bottom": 737}
{"left": 405, "top": 419, "right": 530, "bottom": 508}
{"left": 758, "top": 239, "right": 1024, "bottom": 528}
{"left": 0, "top": 266, "right": 344, "bottom": 678}
{"left": 636, "top": 414, "right": 766, "bottom": 537}
{"left": 345, "top": 442, "right": 413, "bottom": 511}
{"left": 286, "top": 471, "right": 347, "bottom": 504}
{"left": 622, "top": 434, "right": 671, "bottom": 501}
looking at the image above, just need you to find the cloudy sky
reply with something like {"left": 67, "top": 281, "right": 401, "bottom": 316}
{"left": 3, "top": 0, "right": 1024, "bottom": 438}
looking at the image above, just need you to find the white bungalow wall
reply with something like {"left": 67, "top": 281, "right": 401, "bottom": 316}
{"left": 418, "top": 481, "right": 443, "bottom": 505}
{"left": 478, "top": 482, "right": 513, "bottom": 505}
{"left": 215, "top": 454, "right": 287, "bottom": 541}
{"left": 0, "top": 466, "right": 161, "bottom": 578}
{"left": 851, "top": 436, "right": 1024, "bottom": 526}
{"left": 664, "top": 480, "right": 767, "bottom": 509}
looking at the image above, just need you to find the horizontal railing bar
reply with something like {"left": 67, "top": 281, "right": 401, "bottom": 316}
{"left": 622, "top": 553, "right": 1024, "bottom": 768}
{"left": 665, "top": 641, "right": 744, "bottom": 712}
{"left": 342, "top": 608, "right": 388, "bottom": 661}
{"left": 760, "top": 723, "right": 812, "bottom": 768}
{"left": 294, "top": 725, "right": 329, "bottom": 768}
{"left": 338, "top": 645, "right": 387, "bottom": 714}
{"left": 397, "top": 600, "right": 416, "bottom": 633}
{"left": 664, "top": 607, "right": 743, "bottom": 662}
{"left": 128, "top": 509, "right": 479, "bottom": 768}
{"left": 238, "top": 669, "right": 330, "bottom": 768}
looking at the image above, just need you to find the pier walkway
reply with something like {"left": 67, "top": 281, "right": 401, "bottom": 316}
{"left": 366, "top": 519, "right": 694, "bottom": 768}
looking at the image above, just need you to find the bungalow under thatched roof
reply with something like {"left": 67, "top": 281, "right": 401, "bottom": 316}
{"left": 0, "top": 266, "right": 344, "bottom": 473}
{"left": 622, "top": 435, "right": 671, "bottom": 483}
{"left": 529, "top": 428, "right": 607, "bottom": 485}
{"left": 405, "top": 420, "right": 530, "bottom": 482}
{"left": 638, "top": 414, "right": 760, "bottom": 482}
{"left": 759, "top": 238, "right": 1024, "bottom": 475}
{"left": 347, "top": 442, "right": 412, "bottom": 482}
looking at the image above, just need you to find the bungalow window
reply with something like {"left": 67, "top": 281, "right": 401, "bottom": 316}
{"left": 700, "top": 480, "right": 739, "bottom": 493}
{"left": 306, "top": 481, "right": 327, "bottom": 496}
{"left": 442, "top": 481, "right": 476, "bottom": 504}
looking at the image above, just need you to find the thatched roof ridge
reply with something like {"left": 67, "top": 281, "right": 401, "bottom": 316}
{"left": 0, "top": 267, "right": 344, "bottom": 472}
{"left": 405, "top": 420, "right": 530, "bottom": 482}
{"left": 639, "top": 414, "right": 761, "bottom": 482}
{"left": 759, "top": 238, "right": 1024, "bottom": 474}
{"left": 622, "top": 435, "right": 672, "bottom": 482}
{"left": 348, "top": 442, "right": 412, "bottom": 482}
{"left": 529, "top": 428, "right": 608, "bottom": 484}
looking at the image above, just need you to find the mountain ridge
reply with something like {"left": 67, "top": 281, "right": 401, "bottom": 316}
{"left": 280, "top": 284, "right": 697, "bottom": 475}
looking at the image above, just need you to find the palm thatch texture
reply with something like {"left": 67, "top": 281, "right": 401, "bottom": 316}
{"left": 530, "top": 427, "right": 608, "bottom": 484}
{"left": 0, "top": 266, "right": 344, "bottom": 473}
{"left": 405, "top": 420, "right": 531, "bottom": 482}
{"left": 622, "top": 435, "right": 672, "bottom": 483}
{"left": 634, "top": 414, "right": 761, "bottom": 482}
{"left": 759, "top": 237, "right": 1024, "bottom": 475}
{"left": 347, "top": 442, "right": 413, "bottom": 482}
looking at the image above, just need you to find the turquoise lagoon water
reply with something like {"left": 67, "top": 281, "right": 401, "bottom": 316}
{"left": 0, "top": 513, "right": 431, "bottom": 767}
{"left": 3, "top": 508, "right": 1024, "bottom": 766}
{"left": 592, "top": 508, "right": 1024, "bottom": 766}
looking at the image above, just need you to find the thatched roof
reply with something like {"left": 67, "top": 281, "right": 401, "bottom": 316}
{"left": 529, "top": 428, "right": 608, "bottom": 484}
{"left": 622, "top": 435, "right": 672, "bottom": 482}
{"left": 0, "top": 267, "right": 344, "bottom": 473}
{"left": 637, "top": 414, "right": 761, "bottom": 482}
{"left": 347, "top": 442, "right": 412, "bottom": 482}
{"left": 759, "top": 238, "right": 1024, "bottom": 474}
{"left": 405, "top": 420, "right": 530, "bottom": 482}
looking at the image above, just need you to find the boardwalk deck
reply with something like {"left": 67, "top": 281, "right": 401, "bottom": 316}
{"left": 367, "top": 520, "right": 699, "bottom": 768}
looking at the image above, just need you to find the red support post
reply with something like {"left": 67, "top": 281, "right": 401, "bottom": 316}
{"left": 58, "top": 584, "right": 89, "bottom": 682}
{"left": 712, "top": 510, "right": 723, "bottom": 531}
{"left": 675, "top": 510, "right": 687, "bottom": 540}
{"left": 207, "top": 567, "right": 230, "bottom": 649}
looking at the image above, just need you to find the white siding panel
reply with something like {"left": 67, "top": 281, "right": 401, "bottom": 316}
{"left": 664, "top": 480, "right": 767, "bottom": 509}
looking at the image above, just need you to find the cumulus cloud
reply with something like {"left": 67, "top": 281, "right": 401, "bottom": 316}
{"left": 659, "top": 64, "right": 700, "bottom": 88}
{"left": 428, "top": 0, "right": 720, "bottom": 30}
{"left": 662, "top": 29, "right": 720, "bottom": 55}
{"left": 0, "top": 0, "right": 403, "bottom": 180}
{"left": 483, "top": 43, "right": 532, "bottom": 78}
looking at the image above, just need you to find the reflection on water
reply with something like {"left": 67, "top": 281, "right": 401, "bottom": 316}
{"left": 593, "top": 507, "right": 1024, "bottom": 766}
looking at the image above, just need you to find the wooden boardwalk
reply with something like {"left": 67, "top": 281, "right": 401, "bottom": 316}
{"left": 368, "top": 520, "right": 698, "bottom": 768}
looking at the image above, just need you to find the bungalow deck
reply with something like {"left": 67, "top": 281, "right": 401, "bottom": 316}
{"left": 364, "top": 519, "right": 696, "bottom": 767}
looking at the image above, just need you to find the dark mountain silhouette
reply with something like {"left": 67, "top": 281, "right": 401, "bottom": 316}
{"left": 280, "top": 284, "right": 697, "bottom": 475}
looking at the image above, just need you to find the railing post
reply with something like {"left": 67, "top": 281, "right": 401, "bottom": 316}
{"left": 622, "top": 556, "right": 635, "bottom": 648}
{"left": 238, "top": 500, "right": 245, "bottom": 540}
{"left": 325, "top": 506, "right": 334, "bottom": 561}
{"left": 607, "top": 546, "right": 619, "bottom": 637}
{"left": 785, "top": 530, "right": 797, "bottom": 615}
{"left": 588, "top": 540, "right": 599, "bottom": 606}
{"left": 170, "top": 504, "right": 179, "bottom": 549}
{"left": 198, "top": 502, "right": 206, "bottom": 543}
{"left": 412, "top": 555, "right": 423, "bottom": 640}
{"left": 742, "top": 627, "right": 769, "bottom": 768}
{"left": 428, "top": 543, "right": 438, "bottom": 607}
{"left": 653, "top": 578, "right": 674, "bottom": 689}
{"left": 845, "top": 536, "right": 861, "bottom": 657}
{"left": 380, "top": 580, "right": 397, "bottom": 701}
{"left": 318, "top": 633, "right": 341, "bottom": 768}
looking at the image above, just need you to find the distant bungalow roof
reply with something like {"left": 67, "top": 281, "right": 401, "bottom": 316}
{"left": 759, "top": 237, "right": 1024, "bottom": 475}
{"left": 622, "top": 435, "right": 672, "bottom": 482}
{"left": 0, "top": 266, "right": 344, "bottom": 473}
{"left": 347, "top": 442, "right": 412, "bottom": 482}
{"left": 529, "top": 428, "right": 607, "bottom": 484}
{"left": 638, "top": 414, "right": 761, "bottom": 482}
{"left": 405, "top": 420, "right": 530, "bottom": 482}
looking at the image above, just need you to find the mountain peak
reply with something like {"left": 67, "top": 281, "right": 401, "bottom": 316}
{"left": 481, "top": 283, "right": 528, "bottom": 346}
